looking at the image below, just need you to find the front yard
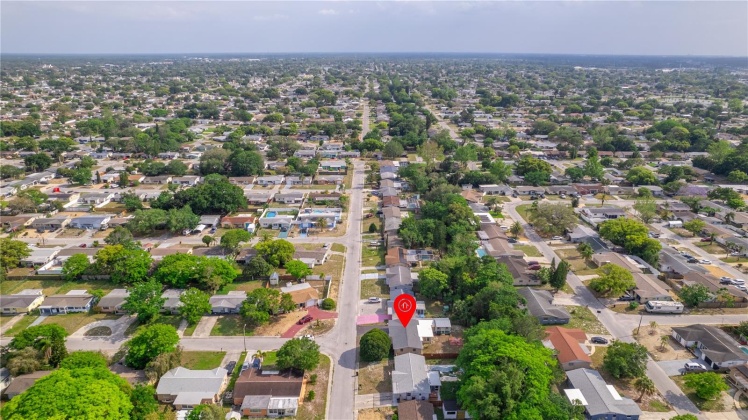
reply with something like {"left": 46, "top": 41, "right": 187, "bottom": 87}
{"left": 1, "top": 314, "right": 39, "bottom": 336}
{"left": 563, "top": 306, "right": 609, "bottom": 335}
{"left": 211, "top": 315, "right": 253, "bottom": 336}
{"left": 512, "top": 243, "right": 543, "bottom": 258}
{"left": 297, "top": 354, "right": 331, "bottom": 420}
{"left": 360, "top": 279, "right": 388, "bottom": 299}
{"left": 41, "top": 313, "right": 120, "bottom": 334}
{"left": 124, "top": 314, "right": 183, "bottom": 337}
{"left": 670, "top": 375, "right": 732, "bottom": 412}
{"left": 362, "top": 245, "right": 385, "bottom": 267}
{"left": 357, "top": 358, "right": 393, "bottom": 394}
{"left": 181, "top": 351, "right": 226, "bottom": 370}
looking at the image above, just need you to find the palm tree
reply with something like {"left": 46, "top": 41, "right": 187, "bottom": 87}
{"left": 725, "top": 212, "right": 736, "bottom": 225}
{"left": 577, "top": 243, "right": 594, "bottom": 263}
{"left": 633, "top": 376, "right": 656, "bottom": 402}
{"left": 709, "top": 232, "right": 716, "bottom": 245}
{"left": 510, "top": 221, "right": 523, "bottom": 239}
{"left": 595, "top": 192, "right": 612, "bottom": 206}
{"left": 649, "top": 321, "right": 658, "bottom": 335}
{"left": 659, "top": 335, "right": 670, "bottom": 351}
{"left": 253, "top": 350, "right": 265, "bottom": 362}
{"left": 34, "top": 337, "right": 53, "bottom": 364}
{"left": 316, "top": 218, "right": 327, "bottom": 234}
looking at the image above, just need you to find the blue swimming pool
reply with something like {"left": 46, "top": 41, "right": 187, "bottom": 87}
{"left": 476, "top": 248, "right": 487, "bottom": 257}
{"left": 266, "top": 211, "right": 277, "bottom": 218}
{"left": 740, "top": 346, "right": 748, "bottom": 355}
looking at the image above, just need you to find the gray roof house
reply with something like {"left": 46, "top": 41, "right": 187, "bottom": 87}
{"left": 156, "top": 367, "right": 229, "bottom": 410}
{"left": 392, "top": 353, "right": 432, "bottom": 404}
{"left": 38, "top": 291, "right": 94, "bottom": 315}
{"left": 389, "top": 320, "right": 423, "bottom": 355}
{"left": 564, "top": 368, "right": 641, "bottom": 420}
{"left": 69, "top": 215, "right": 112, "bottom": 230}
{"left": 210, "top": 291, "right": 247, "bottom": 314}
{"left": 671, "top": 324, "right": 748, "bottom": 370}
{"left": 517, "top": 287, "right": 570, "bottom": 325}
{"left": 96, "top": 289, "right": 129, "bottom": 314}
{"left": 162, "top": 289, "right": 185, "bottom": 314}
{"left": 386, "top": 265, "right": 414, "bottom": 291}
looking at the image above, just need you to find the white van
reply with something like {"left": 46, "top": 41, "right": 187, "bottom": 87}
{"left": 645, "top": 301, "right": 684, "bottom": 314}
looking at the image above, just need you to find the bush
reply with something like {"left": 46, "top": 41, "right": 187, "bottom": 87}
{"left": 309, "top": 373, "right": 318, "bottom": 385}
{"left": 628, "top": 301, "right": 639, "bottom": 310}
{"left": 369, "top": 223, "right": 378, "bottom": 233}
{"left": 320, "top": 298, "right": 336, "bottom": 310}
{"left": 360, "top": 328, "right": 391, "bottom": 362}
{"left": 306, "top": 390, "right": 315, "bottom": 401}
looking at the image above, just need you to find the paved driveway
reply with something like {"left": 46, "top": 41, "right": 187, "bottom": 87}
{"left": 657, "top": 358, "right": 702, "bottom": 376}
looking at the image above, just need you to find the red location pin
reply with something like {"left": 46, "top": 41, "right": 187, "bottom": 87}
{"left": 393, "top": 294, "right": 417, "bottom": 328}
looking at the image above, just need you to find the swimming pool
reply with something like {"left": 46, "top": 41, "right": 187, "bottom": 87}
{"left": 740, "top": 346, "right": 748, "bottom": 356}
{"left": 476, "top": 248, "right": 487, "bottom": 258}
{"left": 266, "top": 211, "right": 277, "bottom": 218}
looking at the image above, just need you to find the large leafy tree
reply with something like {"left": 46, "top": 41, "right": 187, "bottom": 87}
{"left": 104, "top": 226, "right": 136, "bottom": 246}
{"left": 62, "top": 254, "right": 91, "bottom": 281}
{"left": 528, "top": 203, "right": 578, "bottom": 237}
{"left": 130, "top": 384, "right": 159, "bottom": 420}
{"left": 0, "top": 366, "right": 133, "bottom": 420}
{"left": 10, "top": 324, "right": 68, "bottom": 367}
{"left": 123, "top": 279, "right": 165, "bottom": 323}
{"left": 626, "top": 166, "right": 658, "bottom": 186}
{"left": 243, "top": 256, "right": 273, "bottom": 280}
{"left": 455, "top": 324, "right": 568, "bottom": 419}
{"left": 172, "top": 174, "right": 247, "bottom": 215}
{"left": 179, "top": 288, "right": 211, "bottom": 325}
{"left": 285, "top": 260, "right": 312, "bottom": 280}
{"left": 360, "top": 329, "right": 391, "bottom": 362}
{"left": 277, "top": 337, "right": 321, "bottom": 372}
{"left": 153, "top": 254, "right": 238, "bottom": 291}
{"left": 0, "top": 238, "right": 31, "bottom": 273}
{"left": 602, "top": 341, "right": 648, "bottom": 379}
{"left": 220, "top": 228, "right": 251, "bottom": 254}
{"left": 599, "top": 218, "right": 661, "bottom": 265}
{"left": 125, "top": 324, "right": 180, "bottom": 369}
{"left": 254, "top": 239, "right": 295, "bottom": 267}
{"left": 167, "top": 205, "right": 200, "bottom": 233}
{"left": 60, "top": 351, "right": 108, "bottom": 370}
{"left": 418, "top": 267, "right": 449, "bottom": 300}
{"left": 683, "top": 372, "right": 729, "bottom": 400}
{"left": 589, "top": 264, "right": 636, "bottom": 297}
{"left": 678, "top": 284, "right": 712, "bottom": 307}
{"left": 94, "top": 245, "right": 153, "bottom": 284}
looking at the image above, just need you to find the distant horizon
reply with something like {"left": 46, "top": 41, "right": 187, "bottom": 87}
{"left": 2, "top": 1, "right": 746, "bottom": 57}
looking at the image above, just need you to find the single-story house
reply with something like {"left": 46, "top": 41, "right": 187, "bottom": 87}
{"left": 671, "top": 324, "right": 748, "bottom": 370}
{"left": 210, "top": 291, "right": 247, "bottom": 314}
{"left": 96, "top": 289, "right": 130, "bottom": 314}
{"left": 162, "top": 289, "right": 185, "bottom": 314}
{"left": 729, "top": 365, "right": 748, "bottom": 392}
{"left": 199, "top": 215, "right": 221, "bottom": 227}
{"left": 392, "top": 353, "right": 437, "bottom": 404}
{"left": 233, "top": 368, "right": 303, "bottom": 417}
{"left": 274, "top": 192, "right": 305, "bottom": 205}
{"left": 279, "top": 283, "right": 319, "bottom": 309}
{"left": 0, "top": 289, "right": 45, "bottom": 314}
{"left": 142, "top": 175, "right": 173, "bottom": 184}
{"left": 564, "top": 368, "right": 641, "bottom": 420}
{"left": 257, "top": 176, "right": 285, "bottom": 186}
{"left": 30, "top": 216, "right": 70, "bottom": 231}
{"left": 442, "top": 400, "right": 473, "bottom": 420}
{"left": 221, "top": 214, "right": 256, "bottom": 230}
{"left": 20, "top": 246, "right": 62, "bottom": 267}
{"left": 517, "top": 287, "right": 570, "bottom": 325}
{"left": 156, "top": 367, "right": 229, "bottom": 410}
{"left": 546, "top": 326, "right": 592, "bottom": 371}
{"left": 389, "top": 319, "right": 423, "bottom": 355}
{"left": 4, "top": 371, "right": 53, "bottom": 399}
{"left": 38, "top": 291, "right": 94, "bottom": 315}
{"left": 246, "top": 191, "right": 275, "bottom": 205}
{"left": 69, "top": 215, "right": 111, "bottom": 230}
{"left": 314, "top": 175, "right": 344, "bottom": 185}
{"left": 308, "top": 192, "right": 341, "bottom": 204}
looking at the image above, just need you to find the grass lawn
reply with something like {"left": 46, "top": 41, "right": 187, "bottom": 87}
{"left": 55, "top": 280, "right": 115, "bottom": 295}
{"left": 363, "top": 217, "right": 382, "bottom": 233}
{"left": 218, "top": 279, "right": 265, "bottom": 294}
{"left": 262, "top": 351, "right": 278, "bottom": 369}
{"left": 124, "top": 314, "right": 183, "bottom": 337}
{"left": 41, "top": 313, "right": 120, "bottom": 335}
{"left": 0, "top": 279, "right": 114, "bottom": 297}
{"left": 555, "top": 248, "right": 598, "bottom": 273}
{"left": 360, "top": 279, "right": 388, "bottom": 299}
{"left": 331, "top": 243, "right": 346, "bottom": 253}
{"left": 357, "top": 358, "right": 393, "bottom": 394}
{"left": 515, "top": 204, "right": 533, "bottom": 222}
{"left": 181, "top": 351, "right": 226, "bottom": 370}
{"left": 513, "top": 244, "right": 543, "bottom": 258}
{"left": 183, "top": 323, "right": 197, "bottom": 337}
{"left": 362, "top": 245, "right": 384, "bottom": 267}
{"left": 563, "top": 306, "right": 609, "bottom": 335}
{"left": 670, "top": 375, "right": 728, "bottom": 412}
{"left": 694, "top": 241, "right": 727, "bottom": 255}
{"left": 2, "top": 314, "right": 39, "bottom": 336}
{"left": 297, "top": 354, "right": 331, "bottom": 420}
{"left": 211, "top": 315, "right": 253, "bottom": 336}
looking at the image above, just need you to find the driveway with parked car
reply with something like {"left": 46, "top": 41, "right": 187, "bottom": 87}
{"left": 657, "top": 359, "right": 706, "bottom": 376}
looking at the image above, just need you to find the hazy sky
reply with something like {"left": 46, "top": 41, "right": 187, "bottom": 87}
{"left": 2, "top": 1, "right": 747, "bottom": 56}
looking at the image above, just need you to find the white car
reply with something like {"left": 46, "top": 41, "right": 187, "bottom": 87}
{"left": 368, "top": 297, "right": 381, "bottom": 303}
{"left": 551, "top": 236, "right": 564, "bottom": 241}
{"left": 698, "top": 259, "right": 711, "bottom": 264}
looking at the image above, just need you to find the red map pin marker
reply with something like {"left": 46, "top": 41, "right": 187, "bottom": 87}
{"left": 393, "top": 294, "right": 416, "bottom": 328}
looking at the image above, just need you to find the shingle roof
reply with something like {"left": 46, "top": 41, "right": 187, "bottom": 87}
{"left": 517, "top": 287, "right": 570, "bottom": 321}
{"left": 565, "top": 368, "right": 641, "bottom": 417}
{"left": 546, "top": 326, "right": 591, "bottom": 365}
{"left": 392, "top": 353, "right": 429, "bottom": 396}
{"left": 389, "top": 320, "right": 422, "bottom": 351}
{"left": 156, "top": 367, "right": 227, "bottom": 396}
{"left": 672, "top": 324, "right": 748, "bottom": 363}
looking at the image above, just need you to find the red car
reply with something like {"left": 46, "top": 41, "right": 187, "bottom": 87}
{"left": 79, "top": 244, "right": 87, "bottom": 248}
{"left": 297, "top": 315, "right": 313, "bottom": 325}
{"left": 700, "top": 238, "right": 712, "bottom": 242}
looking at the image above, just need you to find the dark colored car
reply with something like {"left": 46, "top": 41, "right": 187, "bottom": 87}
{"left": 526, "top": 261, "right": 540, "bottom": 266}
{"left": 508, "top": 238, "right": 518, "bottom": 243}
{"left": 617, "top": 295, "right": 635, "bottom": 301}
{"left": 297, "top": 315, "right": 313, "bottom": 325}
{"left": 590, "top": 337, "right": 609, "bottom": 345}
{"left": 700, "top": 237, "right": 712, "bottom": 242}
{"left": 225, "top": 361, "right": 236, "bottom": 373}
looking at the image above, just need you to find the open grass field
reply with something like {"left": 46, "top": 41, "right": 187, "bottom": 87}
{"left": 211, "top": 315, "right": 253, "bottom": 336}
{"left": 181, "top": 351, "right": 226, "bottom": 370}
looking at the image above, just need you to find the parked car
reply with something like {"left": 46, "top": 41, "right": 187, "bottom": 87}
{"left": 508, "top": 238, "right": 518, "bottom": 243}
{"left": 700, "top": 237, "right": 712, "bottom": 242}
{"left": 528, "top": 265, "right": 542, "bottom": 271}
{"left": 698, "top": 259, "right": 711, "bottom": 264}
{"left": 687, "top": 259, "right": 699, "bottom": 264}
{"left": 297, "top": 315, "right": 313, "bottom": 325}
{"left": 684, "top": 362, "right": 707, "bottom": 372}
{"left": 551, "top": 236, "right": 564, "bottom": 241}
{"left": 720, "top": 278, "right": 734, "bottom": 285}
{"left": 617, "top": 294, "right": 635, "bottom": 301}
{"left": 79, "top": 243, "right": 87, "bottom": 248}
{"left": 225, "top": 361, "right": 236, "bottom": 373}
{"left": 590, "top": 337, "right": 609, "bottom": 345}
{"left": 526, "top": 261, "right": 540, "bottom": 266}
{"left": 368, "top": 297, "right": 381, "bottom": 303}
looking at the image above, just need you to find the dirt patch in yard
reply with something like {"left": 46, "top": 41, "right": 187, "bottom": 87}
{"left": 254, "top": 311, "right": 310, "bottom": 336}
{"left": 703, "top": 265, "right": 733, "bottom": 279}
{"left": 361, "top": 279, "right": 388, "bottom": 299}
{"left": 358, "top": 407, "right": 395, "bottom": 420}
{"left": 563, "top": 306, "right": 609, "bottom": 335}
{"left": 297, "top": 354, "right": 331, "bottom": 420}
{"left": 634, "top": 326, "right": 692, "bottom": 361}
{"left": 358, "top": 358, "right": 393, "bottom": 394}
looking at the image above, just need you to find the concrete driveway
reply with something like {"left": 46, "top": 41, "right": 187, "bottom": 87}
{"left": 657, "top": 358, "right": 703, "bottom": 376}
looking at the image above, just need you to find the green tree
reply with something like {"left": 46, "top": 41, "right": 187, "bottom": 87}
{"left": 0, "top": 238, "right": 31, "bottom": 272}
{"left": 186, "top": 404, "right": 224, "bottom": 420}
{"left": 577, "top": 242, "right": 594, "bottom": 263}
{"left": 679, "top": 284, "right": 711, "bottom": 307}
{"left": 418, "top": 267, "right": 449, "bottom": 300}
{"left": 10, "top": 324, "right": 68, "bottom": 367}
{"left": 633, "top": 196, "right": 658, "bottom": 224}
{"left": 683, "top": 372, "right": 729, "bottom": 400}
{"left": 179, "top": 288, "right": 211, "bottom": 325}
{"left": 528, "top": 203, "right": 578, "bottom": 237}
{"left": 277, "top": 337, "right": 321, "bottom": 372}
{"left": 167, "top": 205, "right": 200, "bottom": 233}
{"left": 285, "top": 260, "right": 312, "bottom": 280}
{"left": 509, "top": 221, "right": 523, "bottom": 239}
{"left": 515, "top": 155, "right": 552, "bottom": 176}
{"left": 683, "top": 219, "right": 706, "bottom": 236}
{"left": 670, "top": 415, "right": 699, "bottom": 420}
{"left": 125, "top": 324, "right": 180, "bottom": 369}
{"left": 633, "top": 376, "right": 656, "bottom": 402}
{"left": 583, "top": 148, "right": 605, "bottom": 180}
{"left": 565, "top": 166, "right": 586, "bottom": 182}
{"left": 550, "top": 260, "right": 570, "bottom": 291}
{"left": 23, "top": 152, "right": 53, "bottom": 171}
{"left": 6, "top": 347, "right": 43, "bottom": 376}
{"left": 220, "top": 228, "right": 251, "bottom": 254}
{"left": 243, "top": 256, "right": 273, "bottom": 280}
{"left": 172, "top": 174, "right": 247, "bottom": 215}
{"left": 121, "top": 192, "right": 144, "bottom": 212}
{"left": 71, "top": 167, "right": 93, "bottom": 185}
{"left": 144, "top": 347, "right": 182, "bottom": 383}
{"left": 626, "top": 166, "right": 658, "bottom": 186}
{"left": 320, "top": 298, "right": 336, "bottom": 310}
{"left": 0, "top": 365, "right": 133, "bottom": 420}
{"left": 602, "top": 341, "right": 648, "bottom": 379}
{"left": 61, "top": 253, "right": 91, "bottom": 281}
{"left": 360, "top": 329, "right": 391, "bottom": 362}
{"left": 127, "top": 209, "right": 169, "bottom": 234}
{"left": 489, "top": 160, "right": 512, "bottom": 183}
{"left": 255, "top": 239, "right": 295, "bottom": 267}
{"left": 95, "top": 244, "right": 153, "bottom": 284}
{"left": 202, "top": 235, "right": 213, "bottom": 247}
{"left": 60, "top": 351, "right": 108, "bottom": 370}
{"left": 456, "top": 324, "right": 566, "bottom": 419}
{"left": 589, "top": 264, "right": 636, "bottom": 297}
{"left": 131, "top": 384, "right": 159, "bottom": 420}
{"left": 383, "top": 140, "right": 404, "bottom": 159}
{"left": 123, "top": 279, "right": 165, "bottom": 323}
